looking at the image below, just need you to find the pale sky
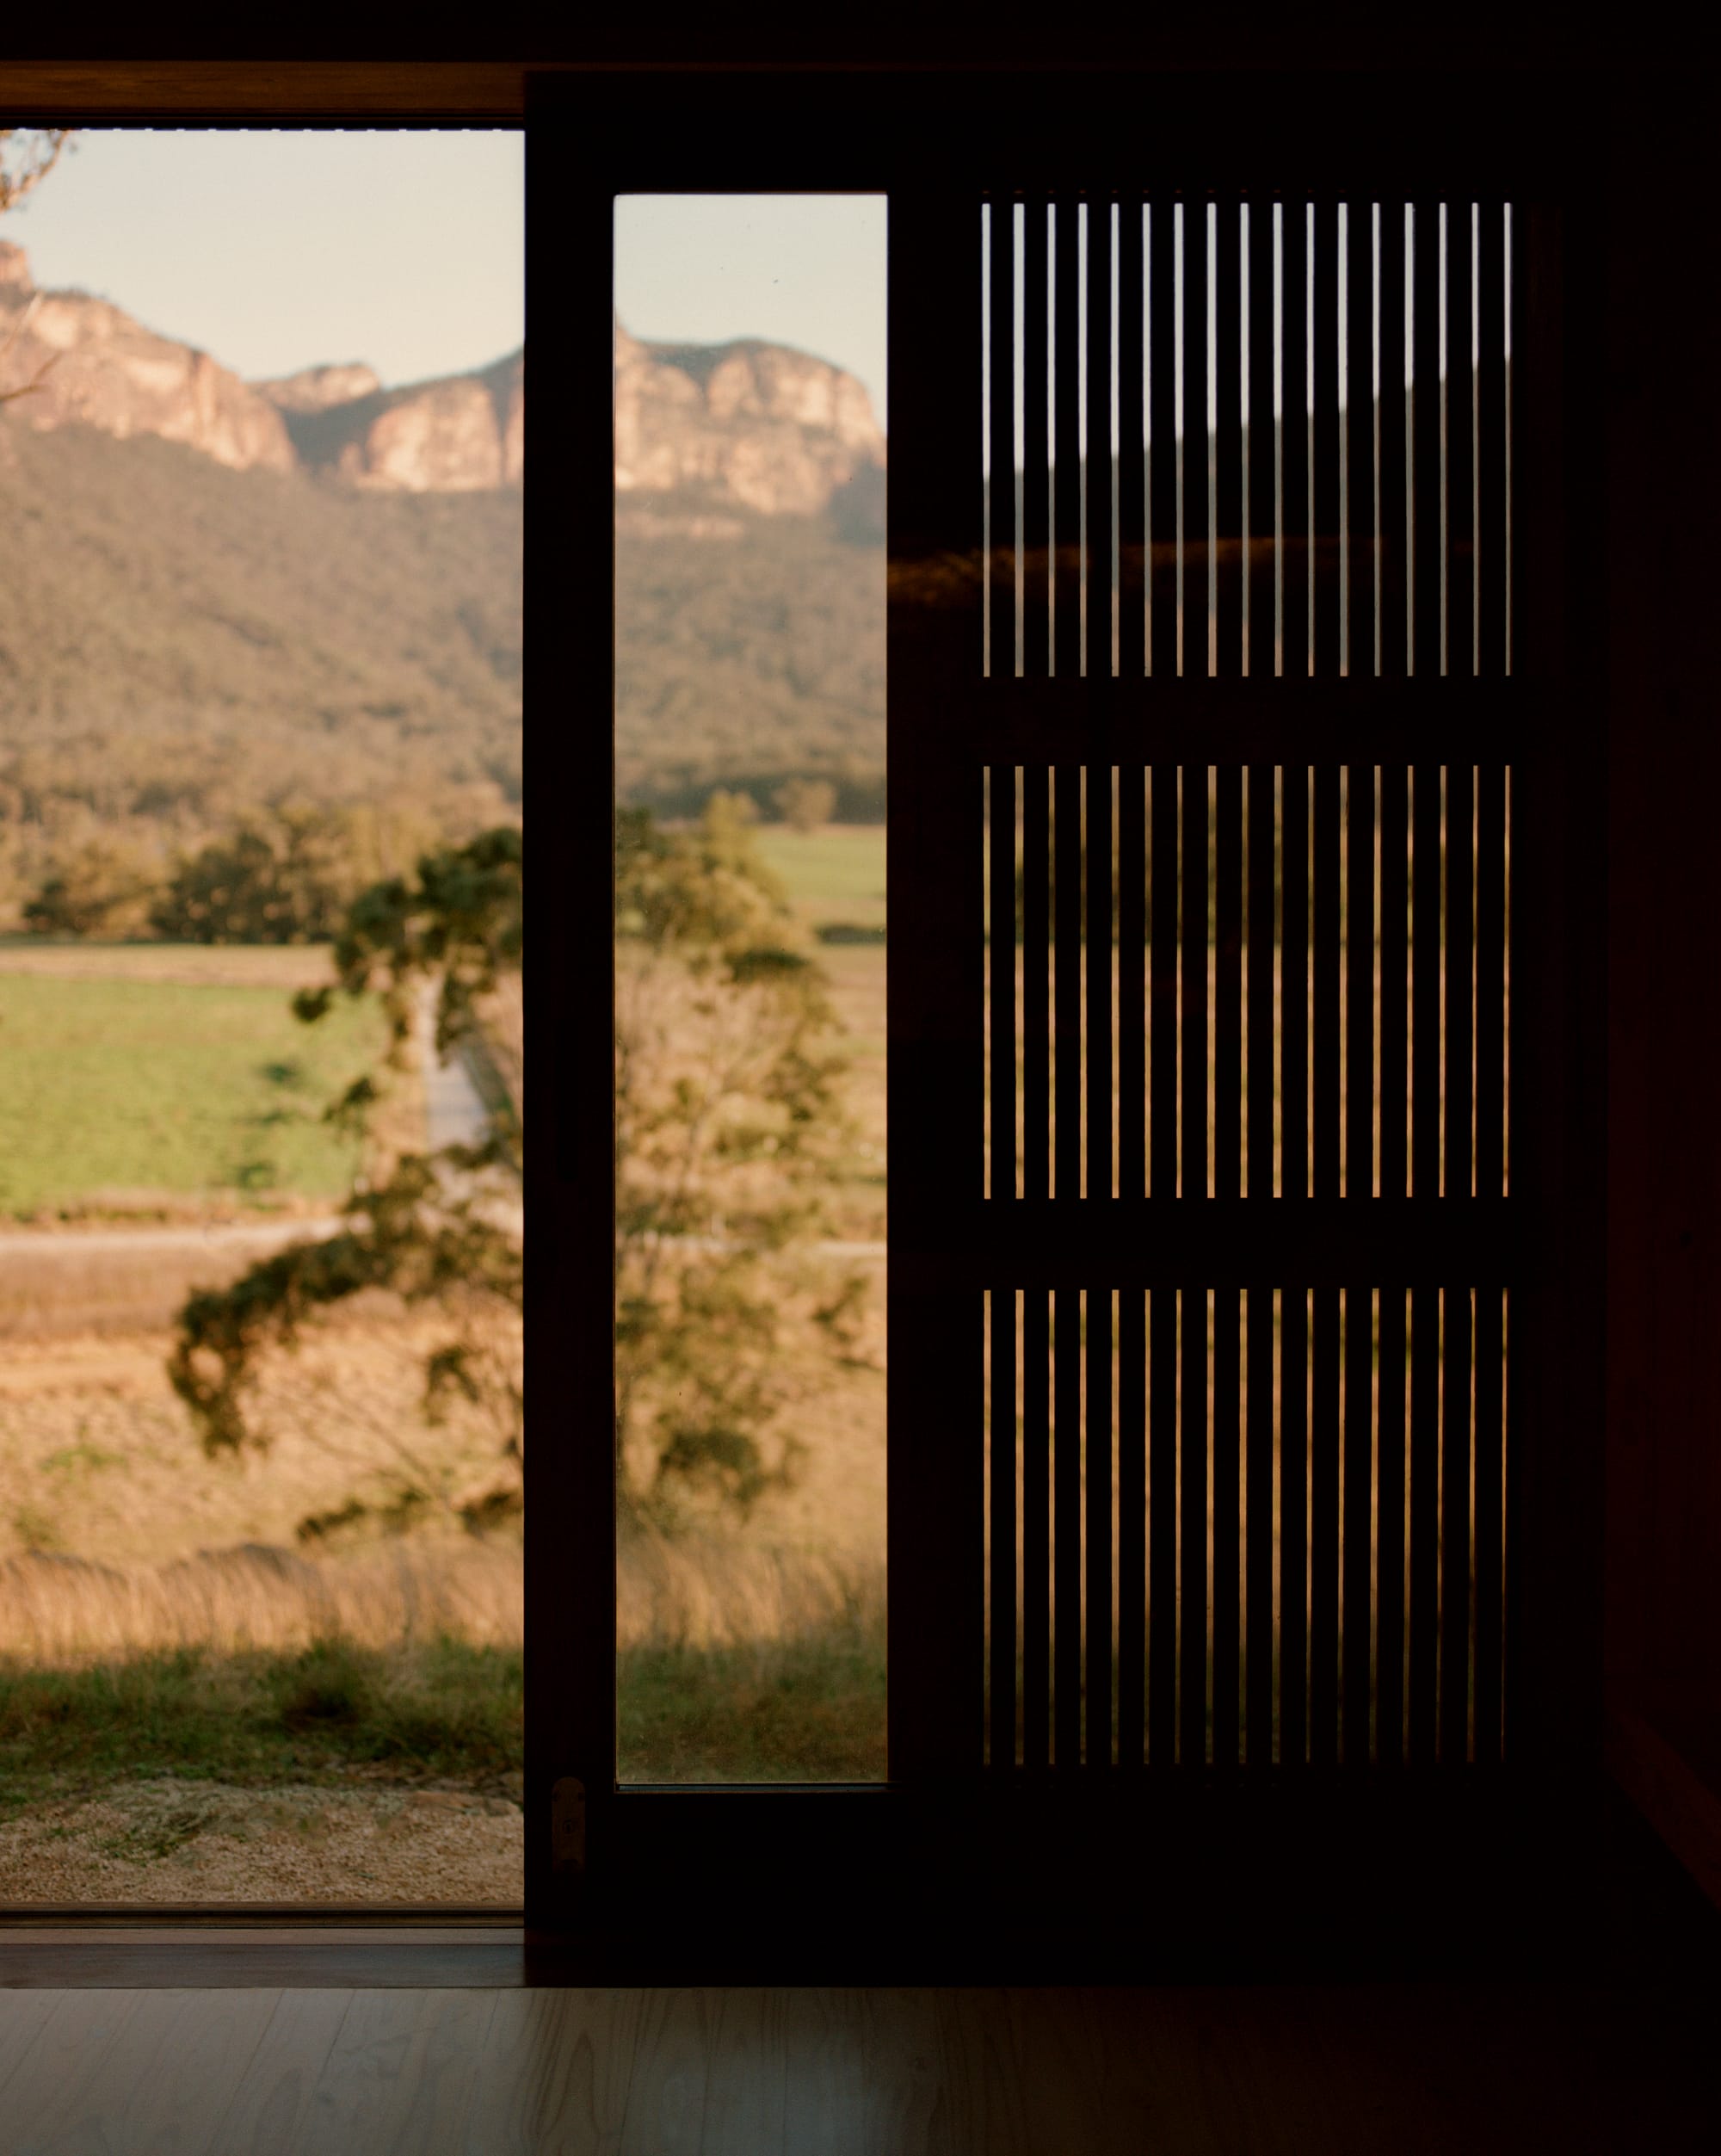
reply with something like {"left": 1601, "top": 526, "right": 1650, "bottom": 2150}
{"left": 614, "top": 195, "right": 887, "bottom": 427}
{"left": 5, "top": 130, "right": 525, "bottom": 389}
{"left": 9, "top": 150, "right": 885, "bottom": 416}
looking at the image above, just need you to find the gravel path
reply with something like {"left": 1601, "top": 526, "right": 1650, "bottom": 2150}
{"left": 0, "top": 1777, "right": 522, "bottom": 1904}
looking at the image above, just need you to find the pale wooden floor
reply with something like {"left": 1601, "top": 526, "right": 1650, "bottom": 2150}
{"left": 0, "top": 1980, "right": 1717, "bottom": 2153}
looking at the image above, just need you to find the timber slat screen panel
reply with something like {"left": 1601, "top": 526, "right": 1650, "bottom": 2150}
{"left": 968, "top": 192, "right": 1522, "bottom": 1776}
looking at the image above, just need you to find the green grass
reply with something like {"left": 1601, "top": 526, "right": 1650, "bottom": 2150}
{"left": 619, "top": 1617, "right": 886, "bottom": 1784}
{"left": 0, "top": 967, "right": 386, "bottom": 1215}
{"left": 0, "top": 1639, "right": 522, "bottom": 1807}
{"left": 752, "top": 825, "right": 886, "bottom": 934}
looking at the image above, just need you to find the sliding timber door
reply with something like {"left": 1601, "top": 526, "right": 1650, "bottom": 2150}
{"left": 531, "top": 71, "right": 1604, "bottom": 1950}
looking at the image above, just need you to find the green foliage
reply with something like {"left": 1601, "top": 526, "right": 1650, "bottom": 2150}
{"left": 0, "top": 423, "right": 520, "bottom": 926}
{"left": 170, "top": 1133, "right": 522, "bottom": 1462}
{"left": 0, "top": 969, "right": 383, "bottom": 1216}
{"left": 22, "top": 835, "right": 157, "bottom": 936}
{"left": 170, "top": 808, "right": 860, "bottom": 1535}
{"left": 293, "top": 823, "right": 522, "bottom": 1080}
{"left": 149, "top": 812, "right": 349, "bottom": 943}
{"left": 0, "top": 1637, "right": 523, "bottom": 1789}
{"left": 615, "top": 499, "right": 883, "bottom": 816}
{"left": 619, "top": 1611, "right": 885, "bottom": 1782}
{"left": 774, "top": 776, "right": 838, "bottom": 831}
{"left": 170, "top": 830, "right": 526, "bottom": 1538}
{"left": 615, "top": 796, "right": 860, "bottom": 1523}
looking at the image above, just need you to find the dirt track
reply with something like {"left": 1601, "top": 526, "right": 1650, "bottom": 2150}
{"left": 0, "top": 1776, "right": 522, "bottom": 1904}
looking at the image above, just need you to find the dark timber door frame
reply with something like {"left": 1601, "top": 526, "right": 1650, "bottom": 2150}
{"left": 530, "top": 68, "right": 1607, "bottom": 1966}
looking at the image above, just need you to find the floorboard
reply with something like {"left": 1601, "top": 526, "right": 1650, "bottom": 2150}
{"left": 205, "top": 1990, "right": 354, "bottom": 2155}
{"left": 0, "top": 1926, "right": 526, "bottom": 1989}
{"left": 0, "top": 1980, "right": 1715, "bottom": 2152}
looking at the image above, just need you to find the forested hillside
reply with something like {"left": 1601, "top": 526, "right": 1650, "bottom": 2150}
{"left": 615, "top": 500, "right": 885, "bottom": 821}
{"left": 0, "top": 378, "right": 887, "bottom": 932}
{"left": 0, "top": 417, "right": 521, "bottom": 921}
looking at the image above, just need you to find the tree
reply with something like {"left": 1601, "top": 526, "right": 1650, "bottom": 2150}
{"left": 169, "top": 828, "right": 525, "bottom": 1530}
{"left": 150, "top": 812, "right": 351, "bottom": 944}
{"left": 0, "top": 130, "right": 72, "bottom": 215}
{"left": 169, "top": 807, "right": 861, "bottom": 1535}
{"left": 2, "top": 130, "right": 73, "bottom": 411}
{"left": 22, "top": 835, "right": 157, "bottom": 937}
{"left": 773, "top": 776, "right": 837, "bottom": 832}
{"left": 614, "top": 794, "right": 862, "bottom": 1522}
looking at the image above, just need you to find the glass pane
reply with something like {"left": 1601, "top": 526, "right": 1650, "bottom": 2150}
{"left": 0, "top": 128, "right": 524, "bottom": 1901}
{"left": 614, "top": 195, "right": 887, "bottom": 1782}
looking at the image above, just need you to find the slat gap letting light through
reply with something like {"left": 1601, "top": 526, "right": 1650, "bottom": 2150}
{"left": 983, "top": 193, "right": 1511, "bottom": 685}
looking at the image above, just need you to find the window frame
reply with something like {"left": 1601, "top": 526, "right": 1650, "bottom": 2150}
{"left": 0, "top": 55, "right": 1634, "bottom": 1981}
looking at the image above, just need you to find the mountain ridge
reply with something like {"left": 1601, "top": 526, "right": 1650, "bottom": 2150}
{"left": 0, "top": 237, "right": 524, "bottom": 495}
{"left": 3, "top": 238, "right": 887, "bottom": 516}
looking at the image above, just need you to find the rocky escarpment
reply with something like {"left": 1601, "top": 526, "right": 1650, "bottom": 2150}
{"left": 1, "top": 239, "right": 520, "bottom": 495}
{"left": 615, "top": 318, "right": 885, "bottom": 518}
{"left": 3, "top": 239, "right": 884, "bottom": 509}
{"left": 256, "top": 363, "right": 382, "bottom": 415}
{"left": 264, "top": 351, "right": 523, "bottom": 492}
{"left": 0, "top": 239, "right": 293, "bottom": 475}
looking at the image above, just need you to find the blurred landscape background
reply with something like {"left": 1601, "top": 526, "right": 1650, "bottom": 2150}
{"left": 0, "top": 150, "right": 890, "bottom": 1896}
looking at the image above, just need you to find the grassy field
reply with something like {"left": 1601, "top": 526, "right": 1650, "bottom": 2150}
{"left": 753, "top": 823, "right": 886, "bottom": 936}
{"left": 621, "top": 1617, "right": 885, "bottom": 1782}
{"left": 0, "top": 960, "right": 386, "bottom": 1218}
{"left": 0, "top": 842, "right": 890, "bottom": 1832}
{"left": 0, "top": 1637, "right": 522, "bottom": 1812}
{"left": 612, "top": 822, "right": 888, "bottom": 1773}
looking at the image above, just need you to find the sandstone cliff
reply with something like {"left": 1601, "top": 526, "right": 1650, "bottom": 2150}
{"left": 256, "top": 363, "right": 382, "bottom": 414}
{"left": 274, "top": 350, "right": 523, "bottom": 492}
{"left": 0, "top": 239, "right": 294, "bottom": 475}
{"left": 614, "top": 318, "right": 884, "bottom": 517}
{"left": 1, "top": 238, "right": 884, "bottom": 511}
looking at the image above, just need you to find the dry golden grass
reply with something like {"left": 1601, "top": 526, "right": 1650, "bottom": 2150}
{"left": 0, "top": 939, "right": 335, "bottom": 990}
{"left": 0, "top": 1538, "right": 522, "bottom": 1662}
{"left": 0, "top": 1221, "right": 343, "bottom": 1340}
{"left": 620, "top": 1523, "right": 883, "bottom": 1653}
{"left": 0, "top": 1496, "right": 882, "bottom": 1666}
{"left": 0, "top": 1309, "right": 518, "bottom": 1566}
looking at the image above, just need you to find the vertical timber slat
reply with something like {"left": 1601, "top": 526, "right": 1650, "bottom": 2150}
{"left": 1022, "top": 1287, "right": 1052, "bottom": 1771}
{"left": 1024, "top": 196, "right": 1052, "bottom": 682}
{"left": 888, "top": 185, "right": 985, "bottom": 1780}
{"left": 1184, "top": 196, "right": 1210, "bottom": 676}
{"left": 1378, "top": 201, "right": 1409, "bottom": 682}
{"left": 1280, "top": 761, "right": 1310, "bottom": 1766}
{"left": 1447, "top": 199, "right": 1476, "bottom": 679}
{"left": 990, "top": 190, "right": 1016, "bottom": 683}
{"left": 1150, "top": 1278, "right": 1178, "bottom": 1766}
{"left": 1215, "top": 198, "right": 1243, "bottom": 676}
{"left": 1247, "top": 195, "right": 1276, "bottom": 678}
{"left": 1311, "top": 760, "right": 1342, "bottom": 1766}
{"left": 990, "top": 1288, "right": 1017, "bottom": 1766}
{"left": 1055, "top": 1283, "right": 1083, "bottom": 1765}
{"left": 1313, "top": 198, "right": 1341, "bottom": 676}
{"left": 990, "top": 757, "right": 1016, "bottom": 1202}
{"left": 1441, "top": 760, "right": 1476, "bottom": 1761}
{"left": 1344, "top": 763, "right": 1376, "bottom": 1765}
{"left": 1150, "top": 200, "right": 1179, "bottom": 680}
{"left": 1281, "top": 200, "right": 1311, "bottom": 682}
{"left": 1088, "top": 184, "right": 1114, "bottom": 683}
{"left": 1055, "top": 197, "right": 1083, "bottom": 683}
{"left": 1408, "top": 757, "right": 1444, "bottom": 1761}
{"left": 1213, "top": 757, "right": 1243, "bottom": 1764}
{"left": 1119, "top": 196, "right": 1147, "bottom": 683}
{"left": 531, "top": 114, "right": 616, "bottom": 1921}
{"left": 1119, "top": 1283, "right": 1147, "bottom": 1769}
{"left": 1412, "top": 196, "right": 1442, "bottom": 683}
